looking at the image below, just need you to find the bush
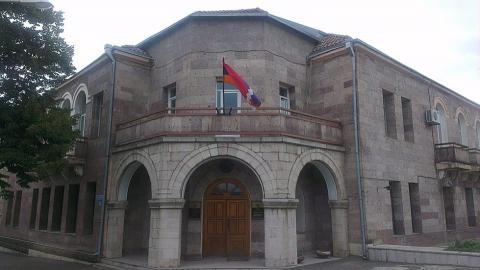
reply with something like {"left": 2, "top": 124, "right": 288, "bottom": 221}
{"left": 445, "top": 240, "right": 480, "bottom": 252}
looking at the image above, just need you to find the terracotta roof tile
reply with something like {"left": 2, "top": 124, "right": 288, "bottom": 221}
{"left": 311, "top": 34, "right": 352, "bottom": 55}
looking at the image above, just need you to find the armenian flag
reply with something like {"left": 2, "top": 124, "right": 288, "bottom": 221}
{"left": 223, "top": 61, "right": 261, "bottom": 107}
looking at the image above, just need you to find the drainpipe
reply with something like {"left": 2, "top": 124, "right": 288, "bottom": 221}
{"left": 346, "top": 40, "right": 368, "bottom": 259}
{"left": 95, "top": 44, "right": 117, "bottom": 259}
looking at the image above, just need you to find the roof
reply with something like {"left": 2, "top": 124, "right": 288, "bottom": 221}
{"left": 310, "top": 34, "right": 352, "bottom": 55}
{"left": 115, "top": 45, "right": 151, "bottom": 59}
{"left": 137, "top": 8, "right": 326, "bottom": 48}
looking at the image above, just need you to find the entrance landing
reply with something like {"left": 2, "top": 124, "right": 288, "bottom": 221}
{"left": 99, "top": 254, "right": 339, "bottom": 270}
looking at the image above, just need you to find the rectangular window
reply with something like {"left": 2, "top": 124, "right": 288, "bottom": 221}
{"left": 83, "top": 182, "right": 96, "bottom": 235}
{"left": 401, "top": 97, "right": 414, "bottom": 142}
{"left": 51, "top": 186, "right": 64, "bottom": 231}
{"left": 66, "top": 184, "right": 80, "bottom": 233}
{"left": 12, "top": 190, "right": 22, "bottom": 227}
{"left": 443, "top": 187, "right": 456, "bottom": 230}
{"left": 39, "top": 187, "right": 51, "bottom": 230}
{"left": 382, "top": 90, "right": 397, "bottom": 138}
{"left": 29, "top": 189, "right": 39, "bottom": 229}
{"left": 4, "top": 194, "right": 13, "bottom": 226}
{"left": 408, "top": 183, "right": 422, "bottom": 233}
{"left": 216, "top": 80, "right": 240, "bottom": 113}
{"left": 465, "top": 188, "right": 476, "bottom": 227}
{"left": 279, "top": 85, "right": 290, "bottom": 110}
{"left": 279, "top": 84, "right": 295, "bottom": 112}
{"left": 91, "top": 92, "right": 103, "bottom": 137}
{"left": 165, "top": 84, "right": 176, "bottom": 113}
{"left": 389, "top": 181, "right": 405, "bottom": 235}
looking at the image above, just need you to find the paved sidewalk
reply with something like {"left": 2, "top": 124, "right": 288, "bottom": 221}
{"left": 0, "top": 252, "right": 477, "bottom": 270}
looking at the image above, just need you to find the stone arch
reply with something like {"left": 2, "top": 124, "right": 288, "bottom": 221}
{"left": 434, "top": 96, "right": 449, "bottom": 118}
{"left": 73, "top": 83, "right": 90, "bottom": 104}
{"left": 61, "top": 92, "right": 73, "bottom": 110}
{"left": 455, "top": 107, "right": 468, "bottom": 124}
{"left": 288, "top": 149, "right": 345, "bottom": 200}
{"left": 113, "top": 150, "right": 158, "bottom": 201}
{"left": 475, "top": 118, "right": 480, "bottom": 148}
{"left": 456, "top": 107, "right": 469, "bottom": 146}
{"left": 169, "top": 144, "right": 275, "bottom": 198}
{"left": 434, "top": 98, "right": 449, "bottom": 143}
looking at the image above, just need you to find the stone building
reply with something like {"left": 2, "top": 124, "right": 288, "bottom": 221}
{"left": 0, "top": 8, "right": 479, "bottom": 269}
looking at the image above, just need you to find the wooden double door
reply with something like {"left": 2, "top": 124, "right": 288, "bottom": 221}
{"left": 203, "top": 179, "right": 250, "bottom": 259}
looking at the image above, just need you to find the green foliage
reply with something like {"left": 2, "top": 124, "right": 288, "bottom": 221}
{"left": 446, "top": 240, "right": 480, "bottom": 252}
{"left": 0, "top": 3, "right": 77, "bottom": 199}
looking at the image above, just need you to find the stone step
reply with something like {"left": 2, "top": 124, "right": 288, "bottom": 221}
{"left": 98, "top": 258, "right": 273, "bottom": 270}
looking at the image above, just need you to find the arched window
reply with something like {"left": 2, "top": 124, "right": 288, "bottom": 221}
{"left": 436, "top": 104, "right": 448, "bottom": 143}
{"left": 457, "top": 113, "right": 468, "bottom": 146}
{"left": 74, "top": 91, "right": 87, "bottom": 136}
{"left": 476, "top": 122, "right": 480, "bottom": 148}
{"left": 61, "top": 99, "right": 71, "bottom": 110}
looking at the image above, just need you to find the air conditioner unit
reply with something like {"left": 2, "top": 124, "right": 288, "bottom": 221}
{"left": 425, "top": 109, "right": 440, "bottom": 125}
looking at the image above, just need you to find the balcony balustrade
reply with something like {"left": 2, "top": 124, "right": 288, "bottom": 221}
{"left": 66, "top": 137, "right": 87, "bottom": 176}
{"left": 434, "top": 143, "right": 473, "bottom": 171}
{"left": 114, "top": 107, "right": 343, "bottom": 146}
{"left": 66, "top": 137, "right": 87, "bottom": 164}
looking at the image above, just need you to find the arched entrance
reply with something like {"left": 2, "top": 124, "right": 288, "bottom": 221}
{"left": 122, "top": 165, "right": 151, "bottom": 257}
{"left": 181, "top": 158, "right": 264, "bottom": 261}
{"left": 296, "top": 163, "right": 332, "bottom": 254}
{"left": 203, "top": 179, "right": 250, "bottom": 258}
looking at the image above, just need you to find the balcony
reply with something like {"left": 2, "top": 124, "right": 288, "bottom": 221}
{"left": 468, "top": 148, "right": 480, "bottom": 171}
{"left": 66, "top": 137, "right": 87, "bottom": 175}
{"left": 434, "top": 143, "right": 472, "bottom": 171}
{"left": 115, "top": 107, "right": 343, "bottom": 146}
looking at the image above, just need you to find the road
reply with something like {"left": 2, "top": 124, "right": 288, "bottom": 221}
{"left": 0, "top": 251, "right": 477, "bottom": 270}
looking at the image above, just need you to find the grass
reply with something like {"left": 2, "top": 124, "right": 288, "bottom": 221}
{"left": 445, "top": 240, "right": 480, "bottom": 252}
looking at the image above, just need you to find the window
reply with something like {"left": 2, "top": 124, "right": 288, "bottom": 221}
{"left": 61, "top": 99, "right": 71, "bottom": 110}
{"left": 12, "top": 190, "right": 22, "bottom": 227}
{"left": 476, "top": 123, "right": 480, "bottom": 148}
{"left": 389, "top": 181, "right": 405, "bottom": 235}
{"left": 401, "top": 97, "right": 414, "bottom": 142}
{"left": 66, "top": 184, "right": 80, "bottom": 233}
{"left": 443, "top": 187, "right": 456, "bottom": 230}
{"left": 408, "top": 183, "right": 422, "bottom": 233}
{"left": 465, "top": 188, "right": 476, "bottom": 227}
{"left": 279, "top": 85, "right": 290, "bottom": 110}
{"left": 91, "top": 92, "right": 103, "bottom": 137}
{"left": 29, "top": 189, "right": 39, "bottom": 229}
{"left": 51, "top": 186, "right": 64, "bottom": 231}
{"left": 39, "top": 187, "right": 51, "bottom": 230}
{"left": 382, "top": 90, "right": 397, "bottom": 138}
{"left": 74, "top": 91, "right": 87, "bottom": 136}
{"left": 436, "top": 104, "right": 448, "bottom": 143}
{"left": 83, "top": 182, "right": 96, "bottom": 235}
{"left": 216, "top": 80, "right": 240, "bottom": 112}
{"left": 4, "top": 194, "right": 13, "bottom": 226}
{"left": 166, "top": 84, "right": 176, "bottom": 113}
{"left": 458, "top": 114, "right": 468, "bottom": 146}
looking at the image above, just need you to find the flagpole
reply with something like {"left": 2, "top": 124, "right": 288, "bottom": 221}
{"left": 222, "top": 57, "right": 225, "bottom": 115}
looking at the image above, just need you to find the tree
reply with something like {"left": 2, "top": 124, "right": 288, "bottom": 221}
{"left": 0, "top": 3, "right": 77, "bottom": 199}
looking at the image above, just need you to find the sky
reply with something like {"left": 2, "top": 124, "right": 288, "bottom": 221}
{"left": 50, "top": 0, "right": 480, "bottom": 103}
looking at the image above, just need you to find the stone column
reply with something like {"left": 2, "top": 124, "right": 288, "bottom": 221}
{"left": 148, "top": 198, "right": 185, "bottom": 268}
{"left": 329, "top": 200, "right": 349, "bottom": 257}
{"left": 263, "top": 198, "right": 298, "bottom": 267}
{"left": 104, "top": 201, "right": 127, "bottom": 258}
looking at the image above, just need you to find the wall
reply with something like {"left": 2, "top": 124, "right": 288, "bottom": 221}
{"left": 145, "top": 17, "right": 316, "bottom": 111}
{"left": 355, "top": 46, "right": 480, "bottom": 245}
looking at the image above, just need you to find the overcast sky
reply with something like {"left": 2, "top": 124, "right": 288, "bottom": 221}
{"left": 50, "top": 0, "right": 480, "bottom": 103}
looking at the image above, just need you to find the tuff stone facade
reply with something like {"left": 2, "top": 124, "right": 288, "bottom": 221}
{"left": 1, "top": 8, "right": 479, "bottom": 269}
